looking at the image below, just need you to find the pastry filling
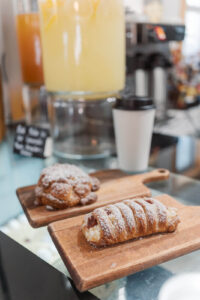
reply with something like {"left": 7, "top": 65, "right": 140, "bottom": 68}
{"left": 87, "top": 215, "right": 98, "bottom": 228}
{"left": 85, "top": 225, "right": 101, "bottom": 243}
{"left": 84, "top": 215, "right": 101, "bottom": 243}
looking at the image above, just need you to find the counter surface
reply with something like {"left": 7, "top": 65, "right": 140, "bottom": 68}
{"left": 1, "top": 133, "right": 200, "bottom": 300}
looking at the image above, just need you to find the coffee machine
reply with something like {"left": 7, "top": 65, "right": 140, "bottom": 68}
{"left": 126, "top": 19, "right": 185, "bottom": 120}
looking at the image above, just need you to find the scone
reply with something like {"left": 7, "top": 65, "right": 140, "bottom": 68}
{"left": 82, "top": 197, "right": 180, "bottom": 247}
{"left": 35, "top": 164, "right": 100, "bottom": 209}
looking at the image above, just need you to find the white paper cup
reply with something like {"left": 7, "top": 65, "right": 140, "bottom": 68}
{"left": 113, "top": 96, "right": 155, "bottom": 172}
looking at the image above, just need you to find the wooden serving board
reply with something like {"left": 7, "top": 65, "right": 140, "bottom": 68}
{"left": 16, "top": 168, "right": 169, "bottom": 228}
{"left": 48, "top": 194, "right": 200, "bottom": 292}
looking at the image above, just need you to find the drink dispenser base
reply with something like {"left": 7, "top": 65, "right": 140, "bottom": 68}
{"left": 48, "top": 96, "right": 115, "bottom": 160}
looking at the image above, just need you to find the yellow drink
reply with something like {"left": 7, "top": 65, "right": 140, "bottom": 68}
{"left": 38, "top": 0, "right": 125, "bottom": 96}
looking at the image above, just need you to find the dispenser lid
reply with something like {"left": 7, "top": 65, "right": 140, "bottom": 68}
{"left": 114, "top": 95, "right": 155, "bottom": 111}
{"left": 133, "top": 53, "right": 148, "bottom": 70}
{"left": 147, "top": 53, "right": 172, "bottom": 69}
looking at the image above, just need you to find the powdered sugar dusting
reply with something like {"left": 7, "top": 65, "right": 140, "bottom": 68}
{"left": 46, "top": 205, "right": 54, "bottom": 211}
{"left": 51, "top": 182, "right": 71, "bottom": 195}
{"left": 116, "top": 202, "right": 135, "bottom": 236}
{"left": 35, "top": 186, "right": 43, "bottom": 197}
{"left": 166, "top": 207, "right": 180, "bottom": 230}
{"left": 105, "top": 205, "right": 125, "bottom": 233}
{"left": 135, "top": 198, "right": 156, "bottom": 232}
{"left": 80, "top": 193, "right": 97, "bottom": 206}
{"left": 94, "top": 208, "right": 112, "bottom": 240}
{"left": 40, "top": 164, "right": 91, "bottom": 188}
{"left": 124, "top": 199, "right": 147, "bottom": 233}
{"left": 116, "top": 202, "right": 135, "bottom": 231}
{"left": 152, "top": 198, "right": 167, "bottom": 230}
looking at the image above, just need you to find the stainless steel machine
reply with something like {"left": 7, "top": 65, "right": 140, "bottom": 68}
{"left": 125, "top": 20, "right": 185, "bottom": 120}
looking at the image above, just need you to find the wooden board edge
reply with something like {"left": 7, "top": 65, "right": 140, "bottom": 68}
{"left": 48, "top": 226, "right": 84, "bottom": 291}
{"left": 137, "top": 169, "right": 170, "bottom": 184}
{"left": 77, "top": 239, "right": 200, "bottom": 291}
{"left": 16, "top": 189, "right": 41, "bottom": 228}
{"left": 90, "top": 168, "right": 124, "bottom": 176}
{"left": 21, "top": 203, "right": 41, "bottom": 228}
{"left": 16, "top": 185, "right": 36, "bottom": 196}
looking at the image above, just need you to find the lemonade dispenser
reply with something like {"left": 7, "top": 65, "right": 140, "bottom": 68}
{"left": 38, "top": 0, "right": 125, "bottom": 159}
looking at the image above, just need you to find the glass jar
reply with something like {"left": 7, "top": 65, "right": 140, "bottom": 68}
{"left": 38, "top": 0, "right": 125, "bottom": 98}
{"left": 48, "top": 95, "right": 116, "bottom": 159}
{"left": 15, "top": 0, "right": 44, "bottom": 86}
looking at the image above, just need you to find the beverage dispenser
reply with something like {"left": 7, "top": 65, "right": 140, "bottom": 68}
{"left": 126, "top": 21, "right": 185, "bottom": 120}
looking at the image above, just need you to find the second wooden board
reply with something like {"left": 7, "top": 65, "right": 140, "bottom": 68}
{"left": 48, "top": 194, "right": 200, "bottom": 292}
{"left": 16, "top": 168, "right": 169, "bottom": 228}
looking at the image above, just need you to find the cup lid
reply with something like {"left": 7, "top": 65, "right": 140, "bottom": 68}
{"left": 114, "top": 95, "right": 155, "bottom": 111}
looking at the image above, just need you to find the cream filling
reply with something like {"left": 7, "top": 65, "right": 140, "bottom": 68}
{"left": 84, "top": 224, "right": 101, "bottom": 243}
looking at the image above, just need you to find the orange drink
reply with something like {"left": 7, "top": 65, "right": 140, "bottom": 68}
{"left": 16, "top": 13, "right": 44, "bottom": 85}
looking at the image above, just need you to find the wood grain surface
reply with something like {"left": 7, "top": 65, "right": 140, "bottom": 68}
{"left": 16, "top": 169, "right": 169, "bottom": 228}
{"left": 48, "top": 194, "right": 200, "bottom": 292}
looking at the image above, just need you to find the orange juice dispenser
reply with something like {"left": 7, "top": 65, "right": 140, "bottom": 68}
{"left": 38, "top": 0, "right": 125, "bottom": 159}
{"left": 15, "top": 0, "right": 48, "bottom": 127}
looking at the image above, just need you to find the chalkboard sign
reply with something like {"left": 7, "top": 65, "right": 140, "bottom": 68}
{"left": 13, "top": 124, "right": 52, "bottom": 158}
